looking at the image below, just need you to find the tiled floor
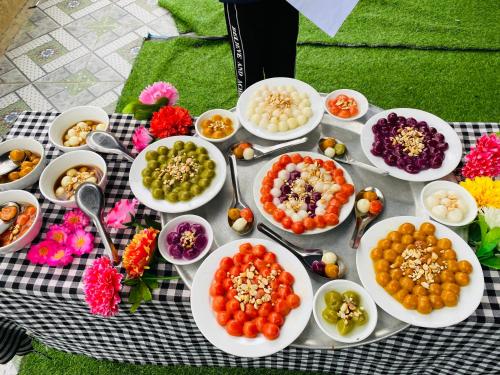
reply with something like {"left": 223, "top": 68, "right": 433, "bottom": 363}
{"left": 0, "top": 0, "right": 179, "bottom": 135}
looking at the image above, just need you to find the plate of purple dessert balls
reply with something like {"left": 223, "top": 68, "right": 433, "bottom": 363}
{"left": 158, "top": 214, "right": 214, "bottom": 265}
{"left": 360, "top": 108, "right": 462, "bottom": 182}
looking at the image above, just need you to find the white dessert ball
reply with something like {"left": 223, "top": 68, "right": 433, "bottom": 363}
{"left": 447, "top": 208, "right": 464, "bottom": 223}
{"left": 322, "top": 252, "right": 337, "bottom": 265}
{"left": 278, "top": 122, "right": 289, "bottom": 132}
{"left": 268, "top": 123, "right": 278, "bottom": 132}
{"left": 431, "top": 205, "right": 448, "bottom": 219}
{"left": 425, "top": 195, "right": 440, "bottom": 208}
{"left": 356, "top": 198, "right": 370, "bottom": 214}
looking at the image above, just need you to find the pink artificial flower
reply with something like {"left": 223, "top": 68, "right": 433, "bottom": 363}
{"left": 132, "top": 126, "right": 152, "bottom": 153}
{"left": 46, "top": 224, "right": 70, "bottom": 244}
{"left": 46, "top": 245, "right": 73, "bottom": 267}
{"left": 68, "top": 229, "right": 94, "bottom": 256}
{"left": 462, "top": 134, "right": 500, "bottom": 179}
{"left": 63, "top": 209, "right": 90, "bottom": 231}
{"left": 139, "top": 81, "right": 179, "bottom": 105}
{"left": 104, "top": 198, "right": 139, "bottom": 229}
{"left": 27, "top": 240, "right": 57, "bottom": 265}
{"left": 83, "top": 256, "right": 122, "bottom": 317}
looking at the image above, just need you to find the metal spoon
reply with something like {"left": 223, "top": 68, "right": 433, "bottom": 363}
{"left": 257, "top": 223, "right": 346, "bottom": 280}
{"left": 86, "top": 131, "right": 135, "bottom": 162}
{"left": 230, "top": 137, "right": 308, "bottom": 161}
{"left": 0, "top": 202, "right": 20, "bottom": 235}
{"left": 0, "top": 151, "right": 26, "bottom": 176}
{"left": 350, "top": 187, "right": 385, "bottom": 249}
{"left": 318, "top": 137, "right": 388, "bottom": 175}
{"left": 75, "top": 182, "right": 120, "bottom": 265}
{"left": 227, "top": 154, "right": 253, "bottom": 235}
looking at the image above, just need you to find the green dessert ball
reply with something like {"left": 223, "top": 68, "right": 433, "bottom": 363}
{"left": 151, "top": 179, "right": 162, "bottom": 189}
{"left": 142, "top": 177, "right": 153, "bottom": 187}
{"left": 157, "top": 146, "right": 168, "bottom": 155}
{"left": 181, "top": 181, "right": 191, "bottom": 190}
{"left": 145, "top": 150, "right": 158, "bottom": 161}
{"left": 190, "top": 184, "right": 202, "bottom": 196}
{"left": 152, "top": 188, "right": 164, "bottom": 200}
{"left": 197, "top": 154, "right": 209, "bottom": 163}
{"left": 166, "top": 192, "right": 178, "bottom": 202}
{"left": 324, "top": 291, "right": 343, "bottom": 310}
{"left": 342, "top": 291, "right": 360, "bottom": 306}
{"left": 157, "top": 154, "right": 168, "bottom": 163}
{"left": 162, "top": 184, "right": 172, "bottom": 194}
{"left": 204, "top": 160, "right": 216, "bottom": 170}
{"left": 173, "top": 141, "right": 184, "bottom": 150}
{"left": 199, "top": 178, "right": 210, "bottom": 188}
{"left": 185, "top": 141, "right": 196, "bottom": 151}
{"left": 322, "top": 308, "right": 338, "bottom": 324}
{"left": 141, "top": 168, "right": 152, "bottom": 177}
{"left": 196, "top": 146, "right": 207, "bottom": 154}
{"left": 201, "top": 169, "right": 215, "bottom": 179}
{"left": 336, "top": 319, "right": 355, "bottom": 336}
{"left": 167, "top": 149, "right": 177, "bottom": 158}
{"left": 179, "top": 191, "right": 192, "bottom": 201}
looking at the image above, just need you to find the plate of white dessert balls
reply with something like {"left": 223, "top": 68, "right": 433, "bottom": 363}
{"left": 420, "top": 180, "right": 477, "bottom": 227}
{"left": 236, "top": 78, "right": 323, "bottom": 141}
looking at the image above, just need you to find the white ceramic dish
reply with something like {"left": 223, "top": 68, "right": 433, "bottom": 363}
{"left": 356, "top": 216, "right": 484, "bottom": 328}
{"left": 324, "top": 89, "right": 369, "bottom": 121}
{"left": 191, "top": 238, "right": 313, "bottom": 357}
{"left": 129, "top": 136, "right": 226, "bottom": 213}
{"left": 360, "top": 108, "right": 462, "bottom": 182}
{"left": 236, "top": 77, "right": 323, "bottom": 141}
{"left": 313, "top": 279, "right": 378, "bottom": 344}
{"left": 49, "top": 106, "right": 109, "bottom": 152}
{"left": 0, "top": 190, "right": 42, "bottom": 254}
{"left": 39, "top": 150, "right": 107, "bottom": 208}
{"left": 158, "top": 214, "right": 213, "bottom": 265}
{"left": 253, "top": 151, "right": 355, "bottom": 235}
{"left": 0, "top": 138, "right": 46, "bottom": 191}
{"left": 195, "top": 109, "right": 239, "bottom": 143}
{"left": 421, "top": 180, "right": 478, "bottom": 227}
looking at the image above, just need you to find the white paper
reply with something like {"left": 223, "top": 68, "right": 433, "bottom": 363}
{"left": 287, "top": 0, "right": 359, "bottom": 37}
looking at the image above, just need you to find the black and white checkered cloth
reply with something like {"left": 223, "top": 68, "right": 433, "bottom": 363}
{"left": 0, "top": 113, "right": 498, "bottom": 374}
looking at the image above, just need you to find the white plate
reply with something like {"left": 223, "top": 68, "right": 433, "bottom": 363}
{"left": 360, "top": 108, "right": 462, "bottom": 182}
{"left": 129, "top": 136, "right": 226, "bottom": 213}
{"left": 191, "top": 238, "right": 313, "bottom": 357}
{"left": 253, "top": 151, "right": 355, "bottom": 235}
{"left": 236, "top": 77, "right": 323, "bottom": 141}
{"left": 356, "top": 216, "right": 484, "bottom": 328}
{"left": 324, "top": 89, "right": 369, "bottom": 122}
{"left": 420, "top": 180, "right": 478, "bottom": 227}
{"left": 313, "top": 279, "right": 378, "bottom": 344}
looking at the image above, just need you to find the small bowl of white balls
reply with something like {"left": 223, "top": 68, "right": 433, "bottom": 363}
{"left": 49, "top": 106, "right": 109, "bottom": 152}
{"left": 421, "top": 180, "right": 477, "bottom": 227}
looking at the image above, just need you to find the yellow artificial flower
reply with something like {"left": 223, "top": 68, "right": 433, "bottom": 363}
{"left": 460, "top": 177, "right": 500, "bottom": 208}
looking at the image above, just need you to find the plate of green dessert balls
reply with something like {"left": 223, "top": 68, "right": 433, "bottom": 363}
{"left": 129, "top": 136, "right": 227, "bottom": 213}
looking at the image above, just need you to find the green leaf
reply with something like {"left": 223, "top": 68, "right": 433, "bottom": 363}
{"left": 134, "top": 109, "right": 153, "bottom": 121}
{"left": 130, "top": 300, "right": 141, "bottom": 314}
{"left": 480, "top": 255, "right": 500, "bottom": 269}
{"left": 128, "top": 284, "right": 142, "bottom": 304}
{"left": 144, "top": 216, "right": 161, "bottom": 230}
{"left": 142, "top": 278, "right": 159, "bottom": 290}
{"left": 122, "top": 100, "right": 141, "bottom": 114}
{"left": 478, "top": 215, "right": 488, "bottom": 239}
{"left": 140, "top": 280, "right": 153, "bottom": 302}
{"left": 484, "top": 227, "right": 500, "bottom": 243}
{"left": 123, "top": 278, "right": 139, "bottom": 286}
{"left": 468, "top": 221, "right": 482, "bottom": 244}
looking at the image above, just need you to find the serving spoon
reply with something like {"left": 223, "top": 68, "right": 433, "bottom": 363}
{"left": 86, "top": 131, "right": 135, "bottom": 162}
{"left": 350, "top": 187, "right": 385, "bottom": 249}
{"left": 0, "top": 202, "right": 20, "bottom": 235}
{"left": 0, "top": 151, "right": 27, "bottom": 176}
{"left": 257, "top": 223, "right": 345, "bottom": 280}
{"left": 318, "top": 137, "right": 388, "bottom": 175}
{"left": 227, "top": 154, "right": 254, "bottom": 235}
{"left": 230, "top": 137, "right": 308, "bottom": 161}
{"left": 75, "top": 182, "right": 120, "bottom": 265}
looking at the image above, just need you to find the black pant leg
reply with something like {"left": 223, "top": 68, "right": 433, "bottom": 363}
{"left": 262, "top": 0, "right": 299, "bottom": 78}
{"left": 224, "top": 2, "right": 265, "bottom": 95}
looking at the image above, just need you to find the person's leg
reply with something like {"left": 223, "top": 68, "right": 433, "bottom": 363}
{"left": 224, "top": 2, "right": 265, "bottom": 95}
{"left": 262, "top": 0, "right": 299, "bottom": 78}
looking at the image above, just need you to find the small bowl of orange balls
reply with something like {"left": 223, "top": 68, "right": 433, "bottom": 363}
{"left": 195, "top": 109, "right": 240, "bottom": 143}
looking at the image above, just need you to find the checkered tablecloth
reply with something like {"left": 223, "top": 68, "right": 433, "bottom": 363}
{"left": 0, "top": 112, "right": 498, "bottom": 374}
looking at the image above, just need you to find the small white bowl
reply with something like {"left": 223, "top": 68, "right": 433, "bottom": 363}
{"left": 0, "top": 138, "right": 46, "bottom": 191}
{"left": 39, "top": 150, "right": 107, "bottom": 208}
{"left": 158, "top": 214, "right": 213, "bottom": 265}
{"left": 195, "top": 109, "right": 239, "bottom": 143}
{"left": 313, "top": 279, "right": 377, "bottom": 344}
{"left": 324, "top": 89, "right": 369, "bottom": 121}
{"left": 421, "top": 180, "right": 478, "bottom": 227}
{"left": 49, "top": 106, "right": 109, "bottom": 152}
{"left": 0, "top": 190, "right": 42, "bottom": 254}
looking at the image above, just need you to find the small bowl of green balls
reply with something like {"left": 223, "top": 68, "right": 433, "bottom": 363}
{"left": 313, "top": 279, "right": 378, "bottom": 344}
{"left": 129, "top": 136, "right": 227, "bottom": 213}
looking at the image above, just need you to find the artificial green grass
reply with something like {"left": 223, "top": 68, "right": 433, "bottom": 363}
{"left": 116, "top": 38, "right": 500, "bottom": 122}
{"left": 20, "top": 341, "right": 316, "bottom": 375}
{"left": 158, "top": 0, "right": 500, "bottom": 50}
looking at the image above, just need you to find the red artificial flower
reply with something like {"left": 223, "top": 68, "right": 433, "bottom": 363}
{"left": 149, "top": 106, "right": 193, "bottom": 139}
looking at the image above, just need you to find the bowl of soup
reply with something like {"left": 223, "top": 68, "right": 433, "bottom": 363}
{"left": 39, "top": 150, "right": 107, "bottom": 208}
{"left": 49, "top": 106, "right": 109, "bottom": 152}
{"left": 0, "top": 190, "right": 42, "bottom": 254}
{"left": 0, "top": 138, "right": 46, "bottom": 191}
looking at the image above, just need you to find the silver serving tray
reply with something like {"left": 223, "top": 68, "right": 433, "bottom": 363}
{"left": 161, "top": 103, "right": 436, "bottom": 349}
